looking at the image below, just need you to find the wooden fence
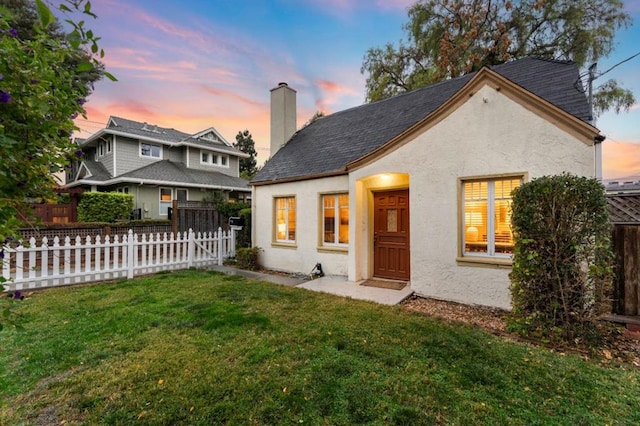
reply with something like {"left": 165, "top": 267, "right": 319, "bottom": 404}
{"left": 2, "top": 228, "right": 235, "bottom": 292}
{"left": 171, "top": 201, "right": 225, "bottom": 235}
{"left": 31, "top": 203, "right": 77, "bottom": 224}
{"left": 612, "top": 225, "right": 640, "bottom": 315}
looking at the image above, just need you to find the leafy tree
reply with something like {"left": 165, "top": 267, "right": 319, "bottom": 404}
{"left": 508, "top": 174, "right": 614, "bottom": 347}
{"left": 302, "top": 110, "right": 325, "bottom": 128}
{"left": 3, "top": 0, "right": 104, "bottom": 93}
{"left": 234, "top": 129, "right": 258, "bottom": 179}
{"left": 0, "top": 0, "right": 113, "bottom": 247}
{"left": 362, "top": 0, "right": 633, "bottom": 117}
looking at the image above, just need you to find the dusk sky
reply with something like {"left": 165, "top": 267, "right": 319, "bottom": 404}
{"left": 63, "top": 0, "right": 640, "bottom": 179}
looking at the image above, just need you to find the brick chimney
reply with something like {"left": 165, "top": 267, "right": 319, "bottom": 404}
{"left": 270, "top": 82, "right": 296, "bottom": 158}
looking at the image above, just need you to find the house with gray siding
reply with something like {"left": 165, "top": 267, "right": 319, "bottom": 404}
{"left": 65, "top": 116, "right": 250, "bottom": 219}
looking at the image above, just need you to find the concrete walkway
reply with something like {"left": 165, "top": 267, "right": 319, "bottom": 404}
{"left": 210, "top": 265, "right": 414, "bottom": 305}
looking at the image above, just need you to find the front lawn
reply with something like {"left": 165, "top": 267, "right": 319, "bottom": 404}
{"left": 1, "top": 270, "right": 638, "bottom": 425}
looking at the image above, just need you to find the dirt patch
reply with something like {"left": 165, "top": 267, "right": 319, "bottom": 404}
{"left": 402, "top": 294, "right": 640, "bottom": 368}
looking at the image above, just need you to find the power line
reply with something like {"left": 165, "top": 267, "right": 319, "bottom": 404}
{"left": 596, "top": 51, "right": 640, "bottom": 79}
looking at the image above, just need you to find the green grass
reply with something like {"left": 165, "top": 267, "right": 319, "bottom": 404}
{"left": 1, "top": 269, "right": 639, "bottom": 425}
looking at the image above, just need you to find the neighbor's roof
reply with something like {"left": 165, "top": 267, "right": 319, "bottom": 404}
{"left": 607, "top": 193, "right": 640, "bottom": 224}
{"left": 78, "top": 116, "right": 247, "bottom": 157}
{"left": 67, "top": 160, "right": 250, "bottom": 191}
{"left": 253, "top": 57, "right": 593, "bottom": 184}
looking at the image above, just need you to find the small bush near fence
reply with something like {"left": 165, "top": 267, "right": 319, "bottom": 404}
{"left": 78, "top": 192, "right": 133, "bottom": 223}
{"left": 508, "top": 174, "right": 614, "bottom": 348}
{"left": 235, "top": 246, "right": 262, "bottom": 271}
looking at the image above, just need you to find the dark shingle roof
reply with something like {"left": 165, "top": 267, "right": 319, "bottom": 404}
{"left": 119, "top": 160, "right": 250, "bottom": 190}
{"left": 108, "top": 116, "right": 191, "bottom": 143}
{"left": 253, "top": 57, "right": 592, "bottom": 184}
{"left": 105, "top": 116, "right": 241, "bottom": 154}
{"left": 83, "top": 160, "right": 112, "bottom": 181}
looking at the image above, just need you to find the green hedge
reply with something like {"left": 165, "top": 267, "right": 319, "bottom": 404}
{"left": 508, "top": 174, "right": 614, "bottom": 346}
{"left": 77, "top": 192, "right": 134, "bottom": 223}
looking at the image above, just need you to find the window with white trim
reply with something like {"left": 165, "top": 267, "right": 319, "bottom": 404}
{"left": 461, "top": 176, "right": 522, "bottom": 258}
{"left": 275, "top": 196, "right": 296, "bottom": 243}
{"left": 141, "top": 142, "right": 161, "bottom": 158}
{"left": 159, "top": 188, "right": 172, "bottom": 216}
{"left": 200, "top": 149, "right": 228, "bottom": 167}
{"left": 322, "top": 193, "right": 349, "bottom": 246}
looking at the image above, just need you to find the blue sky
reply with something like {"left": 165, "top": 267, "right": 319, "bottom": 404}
{"left": 66, "top": 0, "right": 640, "bottom": 179}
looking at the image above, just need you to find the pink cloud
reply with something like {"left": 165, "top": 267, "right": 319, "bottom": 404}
{"left": 602, "top": 140, "right": 640, "bottom": 179}
{"left": 198, "top": 85, "right": 265, "bottom": 109}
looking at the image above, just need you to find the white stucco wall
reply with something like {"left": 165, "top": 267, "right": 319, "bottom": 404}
{"left": 351, "top": 84, "right": 595, "bottom": 309}
{"left": 253, "top": 175, "right": 350, "bottom": 276}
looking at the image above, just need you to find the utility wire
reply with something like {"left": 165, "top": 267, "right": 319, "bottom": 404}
{"left": 596, "top": 51, "right": 640, "bottom": 79}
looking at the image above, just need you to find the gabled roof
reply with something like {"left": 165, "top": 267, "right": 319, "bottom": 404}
{"left": 79, "top": 116, "right": 248, "bottom": 157}
{"left": 66, "top": 160, "right": 250, "bottom": 192}
{"left": 607, "top": 193, "right": 640, "bottom": 224}
{"left": 253, "top": 57, "right": 596, "bottom": 185}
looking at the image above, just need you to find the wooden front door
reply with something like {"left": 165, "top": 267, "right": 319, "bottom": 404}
{"left": 373, "top": 189, "right": 410, "bottom": 280}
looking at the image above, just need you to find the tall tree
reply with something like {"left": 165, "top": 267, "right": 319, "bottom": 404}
{"left": 2, "top": 0, "right": 104, "bottom": 92}
{"left": 362, "top": 0, "right": 633, "bottom": 117}
{"left": 0, "top": 0, "right": 113, "bottom": 244}
{"left": 234, "top": 130, "right": 258, "bottom": 179}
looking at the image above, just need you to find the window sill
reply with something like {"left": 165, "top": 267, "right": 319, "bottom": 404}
{"left": 456, "top": 256, "right": 512, "bottom": 268}
{"left": 272, "top": 242, "right": 297, "bottom": 249}
{"left": 317, "top": 246, "right": 348, "bottom": 254}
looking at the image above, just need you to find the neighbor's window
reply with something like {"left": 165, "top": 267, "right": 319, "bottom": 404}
{"left": 462, "top": 176, "right": 522, "bottom": 258}
{"left": 141, "top": 142, "right": 161, "bottom": 158}
{"left": 322, "top": 193, "right": 349, "bottom": 246}
{"left": 159, "top": 188, "right": 172, "bottom": 215}
{"left": 176, "top": 188, "right": 188, "bottom": 202}
{"left": 200, "top": 150, "right": 228, "bottom": 167}
{"left": 275, "top": 196, "right": 296, "bottom": 243}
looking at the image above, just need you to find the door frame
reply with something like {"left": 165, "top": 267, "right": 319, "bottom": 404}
{"left": 371, "top": 188, "right": 410, "bottom": 280}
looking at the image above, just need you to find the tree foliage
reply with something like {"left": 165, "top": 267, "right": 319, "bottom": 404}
{"left": 0, "top": 0, "right": 113, "bottom": 246}
{"left": 508, "top": 174, "right": 614, "bottom": 346}
{"left": 234, "top": 129, "right": 258, "bottom": 179}
{"left": 362, "top": 0, "right": 633, "bottom": 116}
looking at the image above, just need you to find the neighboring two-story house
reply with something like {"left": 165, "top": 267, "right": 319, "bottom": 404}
{"left": 65, "top": 116, "right": 250, "bottom": 219}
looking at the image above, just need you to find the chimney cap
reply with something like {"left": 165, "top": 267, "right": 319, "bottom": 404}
{"left": 278, "top": 82, "right": 288, "bottom": 87}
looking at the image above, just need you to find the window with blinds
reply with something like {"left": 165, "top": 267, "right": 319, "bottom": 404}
{"left": 275, "top": 196, "right": 296, "bottom": 243}
{"left": 462, "top": 176, "right": 522, "bottom": 257}
{"left": 322, "top": 194, "right": 349, "bottom": 246}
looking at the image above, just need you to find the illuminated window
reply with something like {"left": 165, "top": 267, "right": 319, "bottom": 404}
{"left": 322, "top": 194, "right": 349, "bottom": 246}
{"left": 275, "top": 196, "right": 296, "bottom": 243}
{"left": 159, "top": 188, "right": 172, "bottom": 216}
{"left": 462, "top": 176, "right": 522, "bottom": 257}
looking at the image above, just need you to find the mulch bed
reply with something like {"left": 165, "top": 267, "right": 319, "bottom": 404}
{"left": 402, "top": 294, "right": 640, "bottom": 368}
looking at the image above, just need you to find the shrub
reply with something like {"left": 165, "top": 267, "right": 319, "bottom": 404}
{"left": 235, "top": 246, "right": 262, "bottom": 271}
{"left": 77, "top": 192, "right": 134, "bottom": 223}
{"left": 508, "top": 174, "right": 614, "bottom": 346}
{"left": 236, "top": 207, "right": 252, "bottom": 248}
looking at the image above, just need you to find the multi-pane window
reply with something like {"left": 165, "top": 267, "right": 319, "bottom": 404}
{"left": 159, "top": 188, "right": 172, "bottom": 215}
{"left": 462, "top": 176, "right": 522, "bottom": 257}
{"left": 275, "top": 196, "right": 296, "bottom": 243}
{"left": 141, "top": 142, "right": 161, "bottom": 158}
{"left": 322, "top": 194, "right": 349, "bottom": 246}
{"left": 200, "top": 150, "right": 228, "bottom": 167}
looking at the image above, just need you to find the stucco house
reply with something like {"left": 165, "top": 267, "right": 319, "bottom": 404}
{"left": 65, "top": 116, "right": 251, "bottom": 220}
{"left": 251, "top": 57, "right": 604, "bottom": 310}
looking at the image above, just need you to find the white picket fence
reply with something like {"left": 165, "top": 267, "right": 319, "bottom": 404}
{"left": 1, "top": 228, "right": 235, "bottom": 291}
